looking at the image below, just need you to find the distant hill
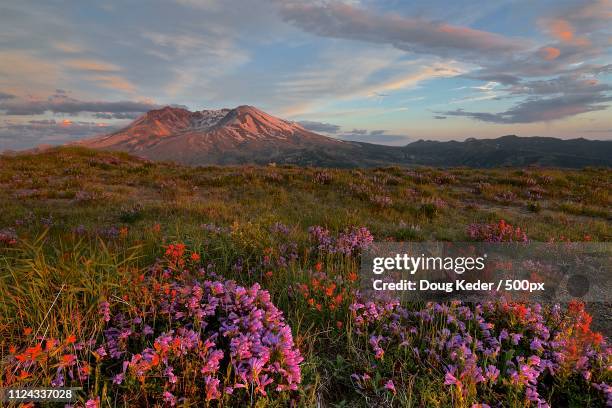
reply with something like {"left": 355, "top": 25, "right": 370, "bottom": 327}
{"left": 75, "top": 106, "right": 611, "bottom": 168}
{"left": 401, "top": 135, "right": 612, "bottom": 168}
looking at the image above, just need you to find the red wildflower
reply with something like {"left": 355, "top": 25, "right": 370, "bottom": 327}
{"left": 16, "top": 344, "right": 42, "bottom": 362}
{"left": 61, "top": 354, "right": 76, "bottom": 366}
{"left": 119, "top": 226, "right": 128, "bottom": 238}
{"left": 17, "top": 369, "right": 30, "bottom": 380}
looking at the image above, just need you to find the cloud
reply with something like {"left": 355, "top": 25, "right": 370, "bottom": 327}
{"left": 278, "top": 1, "right": 527, "bottom": 60}
{"left": 542, "top": 18, "right": 581, "bottom": 43}
{"left": 538, "top": 46, "right": 561, "bottom": 61}
{"left": 87, "top": 75, "right": 136, "bottom": 93}
{"left": 277, "top": 46, "right": 464, "bottom": 116}
{"left": 433, "top": 115, "right": 447, "bottom": 119}
{"left": 63, "top": 59, "right": 121, "bottom": 72}
{"left": 140, "top": 30, "right": 250, "bottom": 98}
{"left": 173, "top": 0, "right": 219, "bottom": 9}
{"left": 440, "top": 93, "right": 612, "bottom": 124}
{"left": 0, "top": 95, "right": 159, "bottom": 116}
{"left": 298, "top": 118, "right": 410, "bottom": 145}
{"left": 0, "top": 119, "right": 120, "bottom": 150}
{"left": 584, "top": 128, "right": 612, "bottom": 133}
{"left": 298, "top": 120, "right": 341, "bottom": 133}
{"left": 93, "top": 112, "right": 142, "bottom": 119}
{"left": 0, "top": 51, "right": 61, "bottom": 94}
{"left": 337, "top": 128, "right": 410, "bottom": 145}
{"left": 51, "top": 41, "right": 84, "bottom": 53}
{"left": 438, "top": 0, "right": 612, "bottom": 127}
{"left": 463, "top": 72, "right": 521, "bottom": 85}
{"left": 507, "top": 74, "right": 612, "bottom": 96}
{"left": 275, "top": 0, "right": 612, "bottom": 126}
{"left": 0, "top": 92, "right": 15, "bottom": 100}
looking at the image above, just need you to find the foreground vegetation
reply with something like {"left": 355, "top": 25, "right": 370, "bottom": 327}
{"left": 0, "top": 147, "right": 610, "bottom": 407}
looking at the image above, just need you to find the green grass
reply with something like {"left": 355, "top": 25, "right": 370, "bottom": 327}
{"left": 0, "top": 147, "right": 610, "bottom": 406}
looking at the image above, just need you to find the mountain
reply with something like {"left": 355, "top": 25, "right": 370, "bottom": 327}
{"left": 79, "top": 105, "right": 396, "bottom": 167}
{"left": 402, "top": 135, "right": 612, "bottom": 168}
{"left": 78, "top": 106, "right": 611, "bottom": 168}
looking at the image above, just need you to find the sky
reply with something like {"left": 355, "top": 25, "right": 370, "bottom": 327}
{"left": 0, "top": 0, "right": 611, "bottom": 150}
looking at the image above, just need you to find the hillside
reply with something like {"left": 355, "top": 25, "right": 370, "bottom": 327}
{"left": 1, "top": 147, "right": 611, "bottom": 407}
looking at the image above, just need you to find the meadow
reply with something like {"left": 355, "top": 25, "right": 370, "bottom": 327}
{"left": 0, "top": 147, "right": 610, "bottom": 407}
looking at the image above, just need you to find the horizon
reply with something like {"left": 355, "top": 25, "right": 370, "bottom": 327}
{"left": 1, "top": 0, "right": 611, "bottom": 150}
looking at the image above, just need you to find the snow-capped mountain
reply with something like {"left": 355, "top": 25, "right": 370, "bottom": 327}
{"left": 79, "top": 105, "right": 381, "bottom": 166}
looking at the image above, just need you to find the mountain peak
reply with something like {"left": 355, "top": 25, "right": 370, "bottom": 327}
{"left": 144, "top": 105, "right": 190, "bottom": 118}
{"left": 78, "top": 104, "right": 345, "bottom": 163}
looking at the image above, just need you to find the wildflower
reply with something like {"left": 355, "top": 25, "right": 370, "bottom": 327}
{"left": 0, "top": 228, "right": 18, "bottom": 246}
{"left": 17, "top": 369, "right": 30, "bottom": 380}
{"left": 349, "top": 297, "right": 610, "bottom": 406}
{"left": 119, "top": 226, "right": 128, "bottom": 238}
{"left": 205, "top": 376, "right": 221, "bottom": 401}
{"left": 66, "top": 334, "right": 76, "bottom": 344}
{"left": 23, "top": 327, "right": 32, "bottom": 336}
{"left": 485, "top": 365, "right": 499, "bottom": 383}
{"left": 98, "top": 301, "right": 111, "bottom": 322}
{"left": 467, "top": 220, "right": 528, "bottom": 242}
{"left": 85, "top": 398, "right": 100, "bottom": 408}
{"left": 97, "top": 276, "right": 303, "bottom": 404}
{"left": 384, "top": 379, "right": 396, "bottom": 394}
{"left": 190, "top": 252, "right": 201, "bottom": 262}
{"left": 511, "top": 333, "right": 522, "bottom": 345}
{"left": 530, "top": 338, "right": 544, "bottom": 352}
{"left": 16, "top": 343, "right": 42, "bottom": 362}
{"left": 61, "top": 354, "right": 76, "bottom": 366}
{"left": 163, "top": 391, "right": 177, "bottom": 406}
{"left": 444, "top": 370, "right": 461, "bottom": 387}
{"left": 112, "top": 373, "right": 124, "bottom": 385}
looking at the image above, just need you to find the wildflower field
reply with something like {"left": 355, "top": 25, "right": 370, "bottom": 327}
{"left": 0, "top": 147, "right": 610, "bottom": 407}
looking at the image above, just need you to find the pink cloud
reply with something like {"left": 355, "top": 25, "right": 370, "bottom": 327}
{"left": 539, "top": 46, "right": 561, "bottom": 60}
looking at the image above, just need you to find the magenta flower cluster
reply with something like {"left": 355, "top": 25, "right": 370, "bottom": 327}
{"left": 313, "top": 171, "right": 332, "bottom": 185}
{"left": 308, "top": 225, "right": 374, "bottom": 255}
{"left": 349, "top": 299, "right": 610, "bottom": 406}
{"left": 96, "top": 279, "right": 302, "bottom": 405}
{"left": 0, "top": 227, "right": 18, "bottom": 246}
{"left": 467, "top": 219, "right": 528, "bottom": 242}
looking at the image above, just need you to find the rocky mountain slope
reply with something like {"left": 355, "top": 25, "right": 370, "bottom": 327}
{"left": 80, "top": 105, "right": 395, "bottom": 166}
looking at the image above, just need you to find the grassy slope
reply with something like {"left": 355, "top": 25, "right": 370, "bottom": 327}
{"left": 0, "top": 147, "right": 610, "bottom": 406}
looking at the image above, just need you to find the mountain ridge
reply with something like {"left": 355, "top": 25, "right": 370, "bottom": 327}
{"left": 74, "top": 106, "right": 612, "bottom": 168}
